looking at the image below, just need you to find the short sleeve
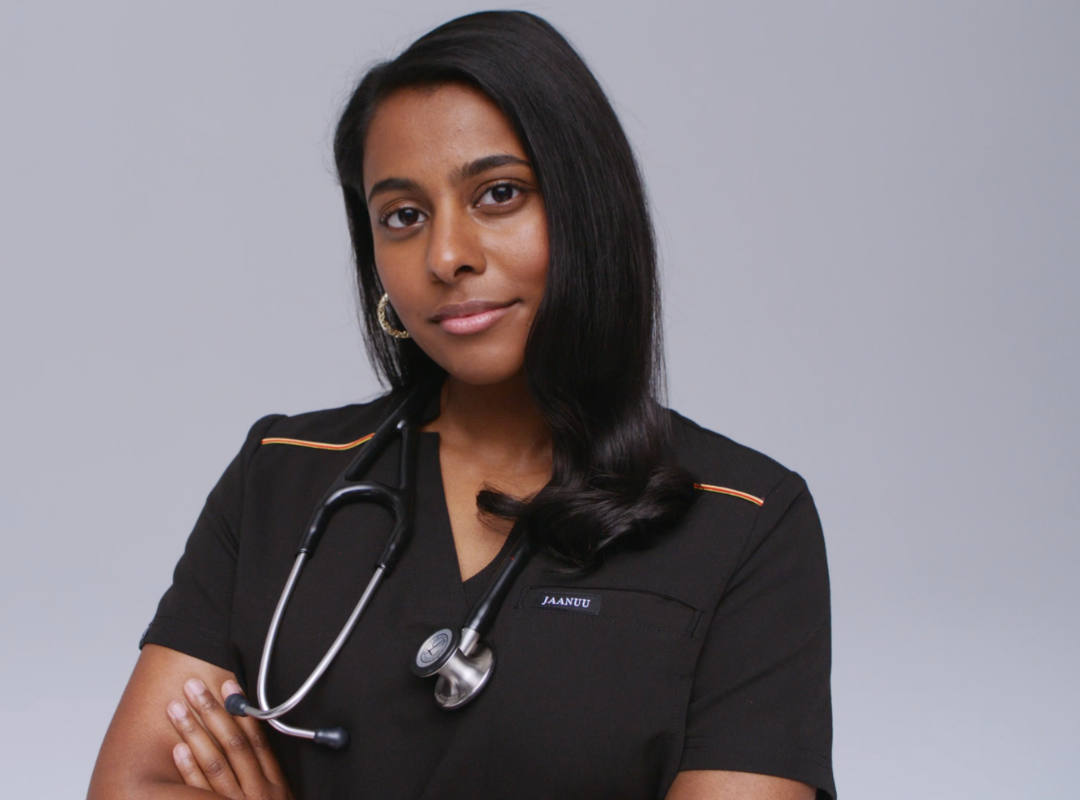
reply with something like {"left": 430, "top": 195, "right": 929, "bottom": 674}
{"left": 680, "top": 471, "right": 836, "bottom": 799}
{"left": 139, "top": 414, "right": 283, "bottom": 671}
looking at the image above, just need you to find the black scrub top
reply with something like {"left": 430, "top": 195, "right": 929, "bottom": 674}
{"left": 142, "top": 393, "right": 836, "bottom": 799}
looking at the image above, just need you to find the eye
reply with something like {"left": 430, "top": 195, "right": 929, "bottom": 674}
{"left": 476, "top": 182, "right": 523, "bottom": 207}
{"left": 381, "top": 206, "right": 427, "bottom": 230}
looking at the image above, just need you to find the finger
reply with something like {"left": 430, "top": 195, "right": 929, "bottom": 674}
{"left": 184, "top": 677, "right": 271, "bottom": 796}
{"left": 172, "top": 742, "right": 212, "bottom": 791}
{"left": 222, "top": 679, "right": 288, "bottom": 786}
{"left": 167, "top": 695, "right": 243, "bottom": 799}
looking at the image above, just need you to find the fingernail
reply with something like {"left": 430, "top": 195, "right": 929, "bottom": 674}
{"left": 184, "top": 678, "right": 206, "bottom": 699}
{"left": 173, "top": 742, "right": 193, "bottom": 766}
{"left": 168, "top": 700, "right": 188, "bottom": 720}
{"left": 222, "top": 679, "right": 242, "bottom": 697}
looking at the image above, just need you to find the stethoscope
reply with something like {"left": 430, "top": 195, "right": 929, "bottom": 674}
{"left": 224, "top": 379, "right": 534, "bottom": 749}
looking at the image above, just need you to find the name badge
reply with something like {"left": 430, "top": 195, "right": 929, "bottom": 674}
{"left": 525, "top": 588, "right": 602, "bottom": 615}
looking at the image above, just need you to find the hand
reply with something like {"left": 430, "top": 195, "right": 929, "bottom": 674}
{"left": 167, "top": 678, "right": 294, "bottom": 800}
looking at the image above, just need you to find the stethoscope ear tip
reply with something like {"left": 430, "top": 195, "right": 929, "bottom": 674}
{"left": 224, "top": 693, "right": 250, "bottom": 716}
{"left": 313, "top": 726, "right": 350, "bottom": 750}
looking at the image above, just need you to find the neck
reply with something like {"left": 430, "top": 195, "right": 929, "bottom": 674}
{"left": 427, "top": 373, "right": 551, "bottom": 469}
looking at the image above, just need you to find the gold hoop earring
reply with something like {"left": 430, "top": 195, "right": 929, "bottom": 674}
{"left": 377, "top": 293, "right": 411, "bottom": 339}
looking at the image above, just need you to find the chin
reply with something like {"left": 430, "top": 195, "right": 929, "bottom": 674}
{"left": 442, "top": 363, "right": 527, "bottom": 388}
{"left": 416, "top": 336, "right": 529, "bottom": 389}
{"left": 427, "top": 352, "right": 525, "bottom": 388}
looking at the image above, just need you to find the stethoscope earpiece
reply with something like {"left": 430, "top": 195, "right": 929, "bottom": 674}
{"left": 311, "top": 726, "right": 350, "bottom": 750}
{"left": 224, "top": 693, "right": 249, "bottom": 716}
{"left": 225, "top": 693, "right": 351, "bottom": 749}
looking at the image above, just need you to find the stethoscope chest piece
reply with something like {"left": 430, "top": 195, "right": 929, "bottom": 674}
{"left": 412, "top": 627, "right": 494, "bottom": 710}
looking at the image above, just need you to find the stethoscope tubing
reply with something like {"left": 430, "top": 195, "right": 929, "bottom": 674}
{"left": 245, "top": 558, "right": 386, "bottom": 729}
{"left": 226, "top": 386, "right": 429, "bottom": 742}
{"left": 224, "top": 376, "right": 536, "bottom": 745}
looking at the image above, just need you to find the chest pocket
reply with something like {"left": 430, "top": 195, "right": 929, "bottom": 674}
{"left": 518, "top": 585, "right": 699, "bottom": 638}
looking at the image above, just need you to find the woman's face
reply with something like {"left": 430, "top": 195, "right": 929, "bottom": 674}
{"left": 362, "top": 83, "right": 549, "bottom": 387}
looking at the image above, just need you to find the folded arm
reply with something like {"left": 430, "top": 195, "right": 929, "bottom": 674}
{"left": 88, "top": 644, "right": 287, "bottom": 799}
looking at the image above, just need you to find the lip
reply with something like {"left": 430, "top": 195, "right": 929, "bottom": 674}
{"left": 431, "top": 299, "right": 518, "bottom": 335}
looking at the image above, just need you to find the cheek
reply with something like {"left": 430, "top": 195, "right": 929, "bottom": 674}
{"left": 369, "top": 216, "right": 417, "bottom": 292}
{"left": 500, "top": 214, "right": 549, "bottom": 292}
{"left": 372, "top": 245, "right": 421, "bottom": 310}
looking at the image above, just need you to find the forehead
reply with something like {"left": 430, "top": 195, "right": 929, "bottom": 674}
{"left": 362, "top": 83, "right": 528, "bottom": 189}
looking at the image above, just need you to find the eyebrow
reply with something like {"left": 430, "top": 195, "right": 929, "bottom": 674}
{"left": 455, "top": 153, "right": 531, "bottom": 181}
{"left": 366, "top": 177, "right": 419, "bottom": 204}
{"left": 366, "top": 153, "right": 532, "bottom": 203}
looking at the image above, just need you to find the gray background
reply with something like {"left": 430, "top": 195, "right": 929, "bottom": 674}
{"left": 2, "top": 1, "right": 1077, "bottom": 797}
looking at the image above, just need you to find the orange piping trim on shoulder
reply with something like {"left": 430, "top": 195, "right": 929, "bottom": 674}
{"left": 260, "top": 432, "right": 375, "bottom": 451}
{"left": 693, "top": 482, "right": 765, "bottom": 506}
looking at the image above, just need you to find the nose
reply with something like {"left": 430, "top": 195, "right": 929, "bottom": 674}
{"left": 425, "top": 205, "right": 485, "bottom": 283}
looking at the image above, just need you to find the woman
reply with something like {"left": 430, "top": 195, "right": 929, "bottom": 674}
{"left": 89, "top": 11, "right": 834, "bottom": 799}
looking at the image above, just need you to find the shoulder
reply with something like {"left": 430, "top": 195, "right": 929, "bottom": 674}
{"left": 234, "top": 395, "right": 403, "bottom": 468}
{"left": 666, "top": 409, "right": 806, "bottom": 510}
{"left": 601, "top": 410, "right": 818, "bottom": 610}
{"left": 247, "top": 392, "right": 398, "bottom": 454}
{"left": 209, "top": 393, "right": 401, "bottom": 520}
{"left": 225, "top": 393, "right": 400, "bottom": 490}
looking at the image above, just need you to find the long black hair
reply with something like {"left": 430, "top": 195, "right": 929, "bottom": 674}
{"left": 334, "top": 10, "right": 696, "bottom": 567}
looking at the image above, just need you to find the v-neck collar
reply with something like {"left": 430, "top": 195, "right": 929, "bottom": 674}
{"left": 417, "top": 430, "right": 518, "bottom": 605}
